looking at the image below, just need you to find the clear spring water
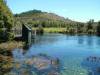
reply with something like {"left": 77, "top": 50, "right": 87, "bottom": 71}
{"left": 12, "top": 33, "right": 100, "bottom": 75}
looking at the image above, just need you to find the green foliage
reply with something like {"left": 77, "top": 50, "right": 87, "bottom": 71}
{"left": 0, "top": 0, "right": 14, "bottom": 42}
{"left": 7, "top": 32, "right": 14, "bottom": 41}
{"left": 16, "top": 9, "right": 42, "bottom": 17}
{"left": 76, "top": 23, "right": 84, "bottom": 33}
{"left": 14, "top": 9, "right": 100, "bottom": 35}
{"left": 96, "top": 21, "right": 100, "bottom": 36}
{"left": 87, "top": 19, "right": 94, "bottom": 30}
{"left": 0, "top": 28, "right": 4, "bottom": 41}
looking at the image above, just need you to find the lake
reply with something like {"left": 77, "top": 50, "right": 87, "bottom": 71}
{"left": 12, "top": 33, "right": 100, "bottom": 75}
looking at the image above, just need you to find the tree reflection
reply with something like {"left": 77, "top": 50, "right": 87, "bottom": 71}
{"left": 96, "top": 37, "right": 100, "bottom": 46}
{"left": 77, "top": 36, "right": 84, "bottom": 45}
{"left": 87, "top": 36, "right": 93, "bottom": 46}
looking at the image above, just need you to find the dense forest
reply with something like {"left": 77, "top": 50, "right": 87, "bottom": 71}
{"left": 0, "top": 0, "right": 14, "bottom": 42}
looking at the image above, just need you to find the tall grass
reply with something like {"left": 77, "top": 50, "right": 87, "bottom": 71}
{"left": 32, "top": 27, "right": 66, "bottom": 33}
{"left": 0, "top": 41, "right": 24, "bottom": 51}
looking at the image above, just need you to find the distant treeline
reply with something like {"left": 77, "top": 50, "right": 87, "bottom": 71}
{"left": 35, "top": 19, "right": 100, "bottom": 35}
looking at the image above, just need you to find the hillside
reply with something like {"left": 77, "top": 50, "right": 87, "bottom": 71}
{"left": 14, "top": 10, "right": 77, "bottom": 27}
{"left": 14, "top": 9, "right": 100, "bottom": 34}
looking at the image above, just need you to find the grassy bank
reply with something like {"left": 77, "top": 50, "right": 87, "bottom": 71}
{"left": 43, "top": 28, "right": 66, "bottom": 33}
{"left": 0, "top": 41, "right": 24, "bottom": 52}
{"left": 0, "top": 41, "right": 24, "bottom": 57}
{"left": 32, "top": 27, "right": 66, "bottom": 33}
{"left": 0, "top": 41, "right": 25, "bottom": 74}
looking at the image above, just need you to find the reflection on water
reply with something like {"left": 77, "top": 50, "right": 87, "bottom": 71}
{"left": 78, "top": 36, "right": 84, "bottom": 45}
{"left": 77, "top": 35, "right": 100, "bottom": 47}
{"left": 86, "top": 36, "right": 93, "bottom": 46}
{"left": 6, "top": 34, "right": 100, "bottom": 75}
{"left": 32, "top": 34, "right": 59, "bottom": 46}
{"left": 96, "top": 38, "right": 100, "bottom": 46}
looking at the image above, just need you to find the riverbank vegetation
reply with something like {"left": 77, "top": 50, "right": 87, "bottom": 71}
{"left": 33, "top": 27, "right": 66, "bottom": 33}
{"left": 0, "top": 41, "right": 24, "bottom": 51}
{"left": 0, "top": 41, "right": 24, "bottom": 74}
{"left": 0, "top": 54, "right": 13, "bottom": 75}
{"left": 0, "top": 1, "right": 25, "bottom": 74}
{"left": 0, "top": 0, "right": 14, "bottom": 42}
{"left": 0, "top": 0, "right": 25, "bottom": 51}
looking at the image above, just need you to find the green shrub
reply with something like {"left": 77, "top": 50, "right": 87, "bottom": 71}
{"left": 0, "top": 28, "right": 5, "bottom": 42}
{"left": 0, "top": 28, "right": 14, "bottom": 42}
{"left": 7, "top": 32, "right": 14, "bottom": 41}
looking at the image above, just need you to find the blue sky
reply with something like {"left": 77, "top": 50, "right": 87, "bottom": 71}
{"left": 7, "top": 0, "right": 100, "bottom": 22}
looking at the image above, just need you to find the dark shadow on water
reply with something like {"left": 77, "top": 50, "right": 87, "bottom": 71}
{"left": 81, "top": 56, "right": 100, "bottom": 75}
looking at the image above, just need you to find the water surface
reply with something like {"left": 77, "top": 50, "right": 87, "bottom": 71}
{"left": 12, "top": 33, "right": 100, "bottom": 75}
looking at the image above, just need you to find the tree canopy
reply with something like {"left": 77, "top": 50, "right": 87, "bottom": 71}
{"left": 0, "top": 0, "right": 14, "bottom": 42}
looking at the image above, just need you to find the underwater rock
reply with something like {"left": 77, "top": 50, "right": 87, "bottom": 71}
{"left": 11, "top": 53, "right": 60, "bottom": 75}
{"left": 26, "top": 54, "right": 60, "bottom": 71}
{"left": 96, "top": 67, "right": 100, "bottom": 73}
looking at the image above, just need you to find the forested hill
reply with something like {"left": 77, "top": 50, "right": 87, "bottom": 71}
{"left": 14, "top": 10, "right": 78, "bottom": 27}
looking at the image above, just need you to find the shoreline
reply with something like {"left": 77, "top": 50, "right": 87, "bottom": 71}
{"left": 0, "top": 41, "right": 25, "bottom": 74}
